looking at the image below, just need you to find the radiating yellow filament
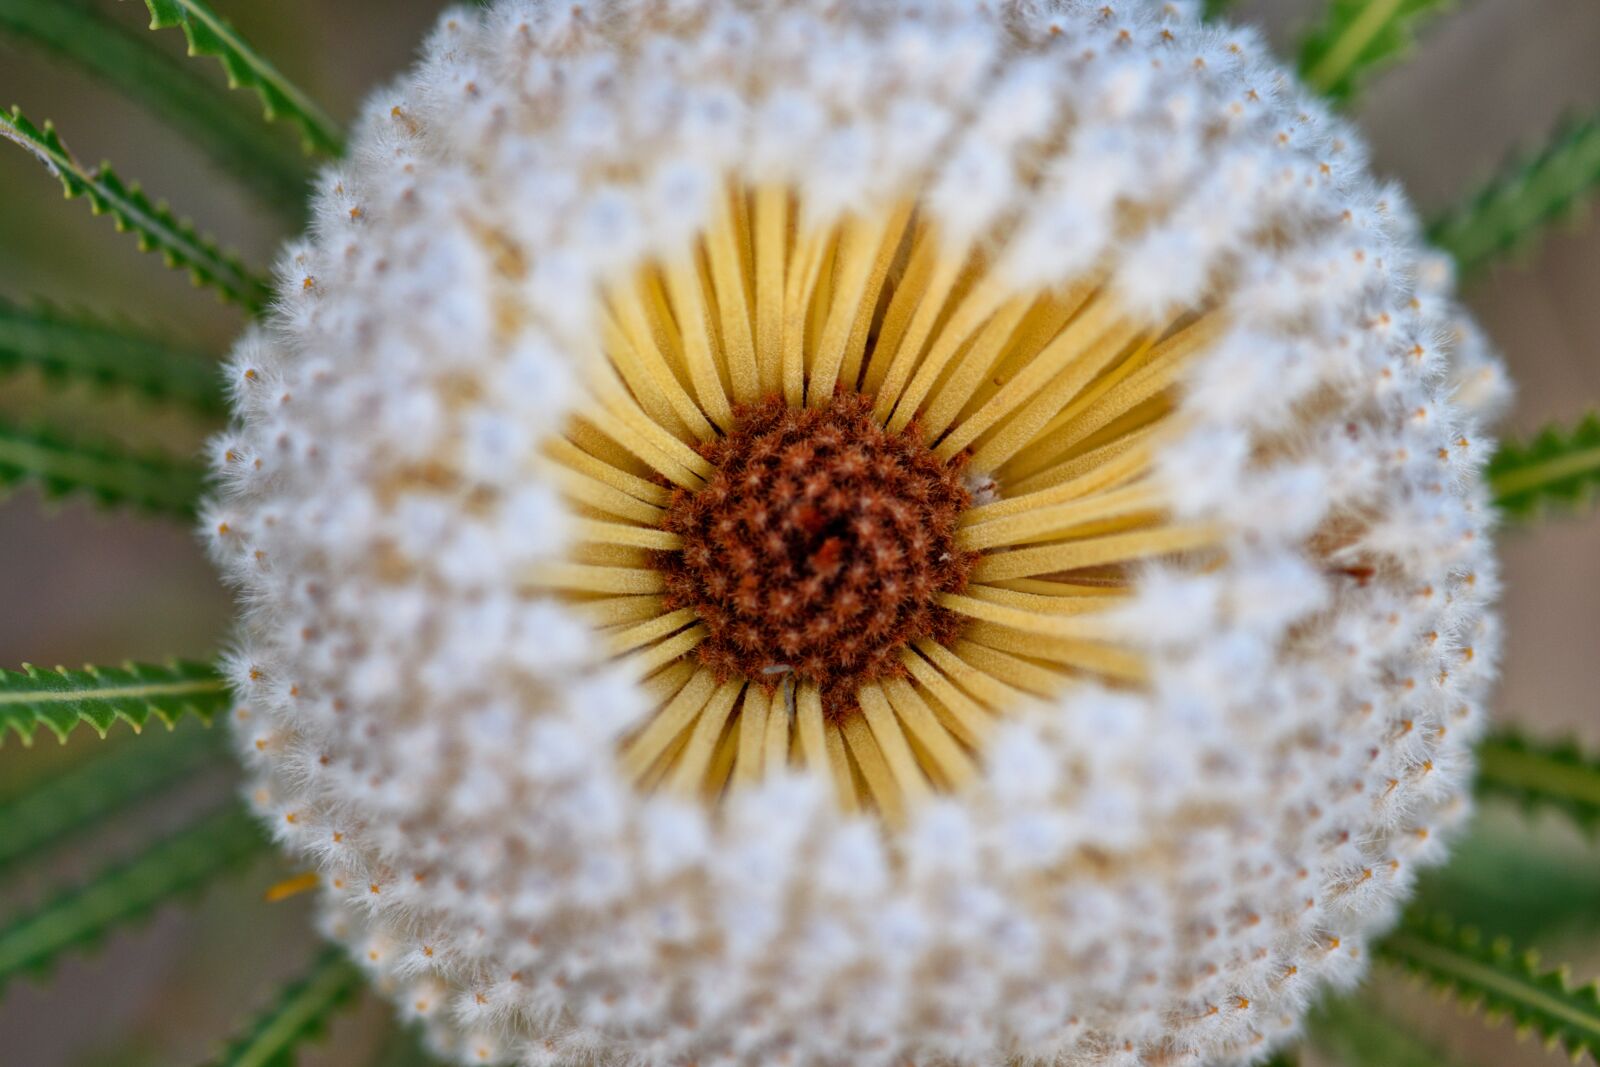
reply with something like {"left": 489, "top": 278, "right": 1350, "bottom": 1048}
{"left": 664, "top": 255, "right": 735, "bottom": 430}
{"left": 709, "top": 183, "right": 759, "bottom": 405}
{"left": 733, "top": 685, "right": 772, "bottom": 788}
{"left": 666, "top": 679, "right": 744, "bottom": 795}
{"left": 808, "top": 209, "right": 907, "bottom": 405}
{"left": 782, "top": 227, "right": 834, "bottom": 406}
{"left": 956, "top": 483, "right": 1163, "bottom": 551}
{"left": 523, "top": 563, "right": 666, "bottom": 595}
{"left": 936, "top": 295, "right": 1123, "bottom": 460}
{"left": 871, "top": 245, "right": 971, "bottom": 421}
{"left": 970, "top": 524, "right": 1222, "bottom": 582}
{"left": 753, "top": 183, "right": 788, "bottom": 399}
{"left": 841, "top": 711, "right": 906, "bottom": 826}
{"left": 570, "top": 519, "right": 682, "bottom": 551}
{"left": 881, "top": 677, "right": 977, "bottom": 788}
{"left": 606, "top": 607, "right": 700, "bottom": 656}
{"left": 621, "top": 668, "right": 719, "bottom": 778}
{"left": 515, "top": 180, "right": 1231, "bottom": 816}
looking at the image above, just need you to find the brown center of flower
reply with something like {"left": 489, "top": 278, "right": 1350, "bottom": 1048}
{"left": 658, "top": 394, "right": 975, "bottom": 718}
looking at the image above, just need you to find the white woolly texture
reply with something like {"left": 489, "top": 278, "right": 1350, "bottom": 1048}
{"left": 205, "top": 2, "right": 1505, "bottom": 1066}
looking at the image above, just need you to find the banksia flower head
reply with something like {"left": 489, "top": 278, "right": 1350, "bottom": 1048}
{"left": 204, "top": 0, "right": 1507, "bottom": 1064}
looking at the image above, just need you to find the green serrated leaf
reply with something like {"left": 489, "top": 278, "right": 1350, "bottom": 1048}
{"left": 0, "top": 0, "right": 307, "bottom": 215}
{"left": 0, "top": 803, "right": 266, "bottom": 988}
{"left": 205, "top": 947, "right": 363, "bottom": 1067}
{"left": 1431, "top": 113, "right": 1600, "bottom": 278}
{"left": 136, "top": 0, "right": 343, "bottom": 158}
{"left": 1377, "top": 912, "right": 1600, "bottom": 1061}
{"left": 1308, "top": 990, "right": 1455, "bottom": 1067}
{"left": 0, "top": 723, "right": 222, "bottom": 873}
{"left": 1475, "top": 730, "right": 1600, "bottom": 832}
{"left": 0, "top": 660, "right": 229, "bottom": 746}
{"left": 0, "top": 105, "right": 271, "bottom": 309}
{"left": 0, "top": 296, "right": 224, "bottom": 415}
{"left": 1299, "top": 0, "right": 1458, "bottom": 102}
{"left": 0, "top": 418, "right": 208, "bottom": 519}
{"left": 1488, "top": 413, "right": 1600, "bottom": 520}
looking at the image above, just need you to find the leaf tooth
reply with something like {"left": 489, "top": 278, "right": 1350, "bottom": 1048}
{"left": 138, "top": 0, "right": 343, "bottom": 157}
{"left": 0, "top": 105, "right": 271, "bottom": 309}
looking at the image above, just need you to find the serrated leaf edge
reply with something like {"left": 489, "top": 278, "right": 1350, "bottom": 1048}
{"left": 0, "top": 0, "right": 308, "bottom": 213}
{"left": 0, "top": 660, "right": 230, "bottom": 746}
{"left": 140, "top": 0, "right": 343, "bottom": 157}
{"left": 1378, "top": 914, "right": 1600, "bottom": 1060}
{"left": 0, "top": 105, "right": 271, "bottom": 309}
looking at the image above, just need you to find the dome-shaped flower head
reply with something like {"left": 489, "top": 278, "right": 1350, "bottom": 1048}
{"left": 205, "top": 1, "right": 1508, "bottom": 1064}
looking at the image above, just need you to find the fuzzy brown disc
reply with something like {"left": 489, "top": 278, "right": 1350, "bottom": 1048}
{"left": 657, "top": 394, "right": 975, "bottom": 718}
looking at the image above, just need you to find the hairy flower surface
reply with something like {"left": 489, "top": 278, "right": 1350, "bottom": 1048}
{"left": 205, "top": 1, "right": 1507, "bottom": 1064}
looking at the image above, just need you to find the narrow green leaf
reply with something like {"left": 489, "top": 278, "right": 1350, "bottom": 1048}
{"left": 0, "top": 724, "right": 222, "bottom": 873}
{"left": 0, "top": 296, "right": 223, "bottom": 415}
{"left": 1476, "top": 730, "right": 1600, "bottom": 832}
{"left": 205, "top": 947, "right": 363, "bottom": 1067}
{"left": 0, "top": 0, "right": 307, "bottom": 214}
{"left": 1488, "top": 413, "right": 1600, "bottom": 520}
{"left": 1377, "top": 912, "right": 1600, "bottom": 1062}
{"left": 0, "top": 660, "right": 229, "bottom": 746}
{"left": 137, "top": 0, "right": 343, "bottom": 157}
{"left": 0, "top": 803, "right": 266, "bottom": 988}
{"left": 1431, "top": 112, "right": 1600, "bottom": 277}
{"left": 1411, "top": 816, "right": 1600, "bottom": 943}
{"left": 1298, "top": 0, "right": 1458, "bottom": 101}
{"left": 0, "top": 105, "right": 271, "bottom": 309}
{"left": 0, "top": 418, "right": 208, "bottom": 519}
{"left": 1308, "top": 990, "right": 1455, "bottom": 1067}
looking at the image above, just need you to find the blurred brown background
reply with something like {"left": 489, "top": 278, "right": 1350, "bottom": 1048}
{"left": 0, "top": 0, "right": 1596, "bottom": 1064}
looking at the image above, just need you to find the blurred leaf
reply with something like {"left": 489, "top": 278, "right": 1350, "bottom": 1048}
{"left": 135, "top": 0, "right": 343, "bottom": 157}
{"left": 1431, "top": 111, "right": 1600, "bottom": 278}
{"left": 1299, "top": 0, "right": 1458, "bottom": 101}
{"left": 0, "top": 296, "right": 224, "bottom": 415}
{"left": 1202, "top": 0, "right": 1237, "bottom": 19}
{"left": 203, "top": 947, "right": 363, "bottom": 1067}
{"left": 371, "top": 1023, "right": 448, "bottom": 1067}
{"left": 0, "top": 106, "right": 271, "bottom": 309}
{"left": 0, "top": 660, "right": 229, "bottom": 746}
{"left": 1476, "top": 729, "right": 1600, "bottom": 832}
{"left": 0, "top": 0, "right": 307, "bottom": 215}
{"left": 1308, "top": 990, "right": 1455, "bottom": 1067}
{"left": 1411, "top": 817, "right": 1600, "bottom": 943}
{"left": 1489, "top": 413, "right": 1600, "bottom": 520}
{"left": 0, "top": 723, "right": 222, "bottom": 873}
{"left": 0, "top": 417, "right": 207, "bottom": 518}
{"left": 1377, "top": 911, "right": 1600, "bottom": 1062}
{"left": 0, "top": 803, "right": 266, "bottom": 989}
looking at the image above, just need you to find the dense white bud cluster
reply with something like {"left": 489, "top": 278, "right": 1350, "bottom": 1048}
{"left": 204, "top": 2, "right": 1505, "bottom": 1065}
